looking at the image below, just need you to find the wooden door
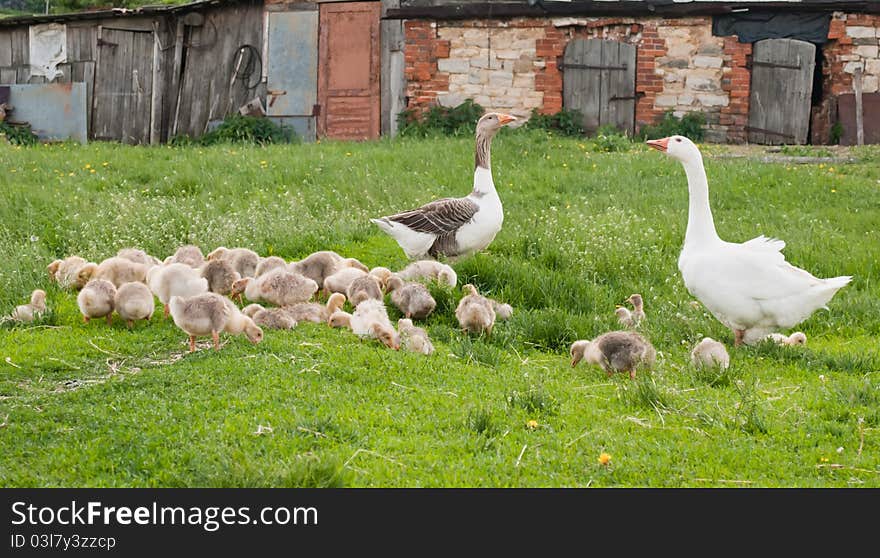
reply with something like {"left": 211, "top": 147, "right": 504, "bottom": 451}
{"left": 318, "top": 1, "right": 381, "bottom": 140}
{"left": 748, "top": 38, "right": 816, "bottom": 145}
{"left": 91, "top": 27, "right": 154, "bottom": 144}
{"left": 563, "top": 39, "right": 636, "bottom": 135}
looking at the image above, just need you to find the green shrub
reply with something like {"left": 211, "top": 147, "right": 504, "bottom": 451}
{"left": 522, "top": 108, "right": 585, "bottom": 136}
{"left": 830, "top": 121, "right": 843, "bottom": 145}
{"left": 591, "top": 124, "right": 633, "bottom": 152}
{"left": 640, "top": 110, "right": 706, "bottom": 142}
{"left": 397, "top": 99, "right": 485, "bottom": 137}
{"left": 172, "top": 115, "right": 293, "bottom": 146}
{"left": 0, "top": 121, "right": 39, "bottom": 145}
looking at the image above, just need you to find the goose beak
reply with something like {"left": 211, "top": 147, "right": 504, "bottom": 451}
{"left": 497, "top": 114, "right": 517, "bottom": 126}
{"left": 646, "top": 138, "right": 669, "bottom": 152}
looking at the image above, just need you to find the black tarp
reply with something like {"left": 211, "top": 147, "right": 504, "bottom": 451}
{"left": 712, "top": 12, "right": 832, "bottom": 44}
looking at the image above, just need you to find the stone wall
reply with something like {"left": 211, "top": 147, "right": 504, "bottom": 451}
{"left": 400, "top": 12, "right": 880, "bottom": 143}
{"left": 402, "top": 15, "right": 752, "bottom": 141}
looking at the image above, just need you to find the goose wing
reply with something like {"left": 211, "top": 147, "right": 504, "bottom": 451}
{"left": 384, "top": 197, "right": 479, "bottom": 236}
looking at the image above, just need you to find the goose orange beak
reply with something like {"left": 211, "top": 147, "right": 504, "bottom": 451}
{"left": 498, "top": 114, "right": 517, "bottom": 126}
{"left": 646, "top": 138, "right": 669, "bottom": 152}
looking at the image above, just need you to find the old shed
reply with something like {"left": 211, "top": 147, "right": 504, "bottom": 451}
{"left": 0, "top": 0, "right": 407, "bottom": 143}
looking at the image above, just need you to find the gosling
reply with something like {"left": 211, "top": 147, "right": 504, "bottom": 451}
{"left": 255, "top": 256, "right": 287, "bottom": 278}
{"left": 398, "top": 318, "right": 434, "bottom": 355}
{"left": 766, "top": 332, "right": 807, "bottom": 346}
{"left": 346, "top": 274, "right": 384, "bottom": 308}
{"left": 455, "top": 284, "right": 495, "bottom": 335}
{"left": 77, "top": 279, "right": 117, "bottom": 325}
{"left": 10, "top": 289, "right": 47, "bottom": 323}
{"left": 201, "top": 259, "right": 241, "bottom": 297}
{"left": 386, "top": 275, "right": 436, "bottom": 320}
{"left": 114, "top": 281, "right": 155, "bottom": 328}
{"left": 616, "top": 294, "right": 645, "bottom": 328}
{"left": 690, "top": 337, "right": 730, "bottom": 370}
{"left": 570, "top": 331, "right": 656, "bottom": 379}
{"left": 206, "top": 246, "right": 260, "bottom": 278}
{"left": 165, "top": 245, "right": 205, "bottom": 268}
{"left": 349, "top": 299, "right": 400, "bottom": 350}
{"left": 284, "top": 292, "right": 347, "bottom": 324}
{"left": 168, "top": 292, "right": 229, "bottom": 352}
{"left": 289, "top": 251, "right": 367, "bottom": 287}
{"left": 397, "top": 260, "right": 457, "bottom": 288}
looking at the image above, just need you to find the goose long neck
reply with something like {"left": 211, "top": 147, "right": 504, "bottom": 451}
{"left": 473, "top": 130, "right": 496, "bottom": 196}
{"left": 682, "top": 156, "right": 720, "bottom": 246}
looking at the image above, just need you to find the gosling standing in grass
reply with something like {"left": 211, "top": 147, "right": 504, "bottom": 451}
{"left": 570, "top": 331, "right": 656, "bottom": 379}
{"left": 690, "top": 337, "right": 730, "bottom": 370}
{"left": 77, "top": 279, "right": 117, "bottom": 325}
{"left": 386, "top": 274, "right": 437, "bottom": 320}
{"left": 398, "top": 318, "right": 434, "bottom": 355}
{"left": 168, "top": 292, "right": 230, "bottom": 352}
{"left": 615, "top": 294, "right": 645, "bottom": 328}
{"left": 766, "top": 332, "right": 807, "bottom": 346}
{"left": 455, "top": 284, "right": 496, "bottom": 335}
{"left": 114, "top": 282, "right": 155, "bottom": 328}
{"left": 10, "top": 289, "right": 47, "bottom": 323}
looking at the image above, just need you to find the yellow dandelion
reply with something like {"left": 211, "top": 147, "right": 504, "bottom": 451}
{"left": 828, "top": 167, "right": 834, "bottom": 172}
{"left": 346, "top": 152, "right": 352, "bottom": 156}
{"left": 102, "top": 162, "right": 109, "bottom": 167}
{"left": 526, "top": 420, "right": 538, "bottom": 430}
{"left": 84, "top": 164, "right": 91, "bottom": 169}
{"left": 10, "top": 169, "right": 16, "bottom": 173}
{"left": 820, "top": 456, "right": 829, "bottom": 463}
{"left": 90, "top": 169, "right": 96, "bottom": 173}
{"left": 68, "top": 172, "right": 74, "bottom": 176}
{"left": 831, "top": 189, "right": 837, "bottom": 193}
{"left": 598, "top": 452, "right": 612, "bottom": 466}
{"left": 260, "top": 160, "right": 267, "bottom": 165}
{"left": 562, "top": 163, "right": 568, "bottom": 168}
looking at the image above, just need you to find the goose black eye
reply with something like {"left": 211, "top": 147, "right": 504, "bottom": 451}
{"left": 675, "top": 138, "right": 682, "bottom": 142}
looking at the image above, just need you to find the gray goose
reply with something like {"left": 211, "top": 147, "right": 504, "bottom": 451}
{"left": 371, "top": 112, "right": 516, "bottom": 260}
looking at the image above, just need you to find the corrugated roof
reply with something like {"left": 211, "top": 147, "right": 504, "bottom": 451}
{"left": 0, "top": 0, "right": 240, "bottom": 27}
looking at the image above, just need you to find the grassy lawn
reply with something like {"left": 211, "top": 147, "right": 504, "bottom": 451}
{"left": 0, "top": 133, "right": 878, "bottom": 487}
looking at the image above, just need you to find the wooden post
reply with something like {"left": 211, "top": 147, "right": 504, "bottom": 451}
{"left": 854, "top": 66, "right": 864, "bottom": 146}
{"left": 168, "top": 19, "right": 185, "bottom": 138}
{"left": 149, "top": 23, "right": 163, "bottom": 145}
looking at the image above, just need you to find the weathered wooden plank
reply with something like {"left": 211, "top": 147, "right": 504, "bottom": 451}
{"left": 12, "top": 28, "right": 29, "bottom": 82}
{"left": 748, "top": 38, "right": 815, "bottom": 144}
{"left": 0, "top": 68, "right": 16, "bottom": 84}
{"left": 66, "top": 25, "right": 96, "bottom": 62}
{"left": 604, "top": 41, "right": 635, "bottom": 135}
{"left": 0, "top": 32, "right": 13, "bottom": 67}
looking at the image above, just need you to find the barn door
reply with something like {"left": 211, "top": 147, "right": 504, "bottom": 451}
{"left": 563, "top": 39, "right": 636, "bottom": 135}
{"left": 317, "top": 1, "right": 381, "bottom": 140}
{"left": 748, "top": 39, "right": 816, "bottom": 145}
{"left": 266, "top": 11, "right": 319, "bottom": 141}
{"left": 91, "top": 27, "right": 154, "bottom": 144}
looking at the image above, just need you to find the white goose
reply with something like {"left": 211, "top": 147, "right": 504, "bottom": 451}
{"left": 648, "top": 135, "right": 851, "bottom": 346}
{"left": 371, "top": 112, "right": 516, "bottom": 259}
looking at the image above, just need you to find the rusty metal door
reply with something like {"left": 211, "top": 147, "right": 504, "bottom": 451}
{"left": 562, "top": 39, "right": 636, "bottom": 135}
{"left": 91, "top": 27, "right": 154, "bottom": 144}
{"left": 266, "top": 10, "right": 319, "bottom": 141}
{"left": 748, "top": 38, "right": 816, "bottom": 145}
{"left": 318, "top": 1, "right": 381, "bottom": 140}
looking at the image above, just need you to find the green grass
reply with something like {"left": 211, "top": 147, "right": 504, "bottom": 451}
{"left": 0, "top": 133, "right": 878, "bottom": 487}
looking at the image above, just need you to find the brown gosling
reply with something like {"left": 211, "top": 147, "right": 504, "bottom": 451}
{"left": 91, "top": 256, "right": 151, "bottom": 288}
{"left": 114, "top": 282, "right": 155, "bottom": 328}
{"left": 201, "top": 259, "right": 241, "bottom": 297}
{"left": 77, "top": 279, "right": 117, "bottom": 325}
{"left": 397, "top": 318, "right": 434, "bottom": 355}
{"left": 491, "top": 300, "right": 513, "bottom": 321}
{"left": 454, "top": 284, "right": 495, "bottom": 335}
{"left": 570, "top": 331, "right": 656, "bottom": 380}
{"left": 368, "top": 266, "right": 394, "bottom": 289}
{"left": 289, "top": 251, "right": 368, "bottom": 287}
{"left": 386, "top": 274, "right": 436, "bottom": 320}
{"left": 255, "top": 256, "right": 287, "bottom": 277}
{"left": 147, "top": 263, "right": 209, "bottom": 318}
{"left": 206, "top": 246, "right": 260, "bottom": 278}
{"left": 346, "top": 274, "right": 384, "bottom": 308}
{"left": 286, "top": 292, "right": 347, "bottom": 323}
{"left": 323, "top": 267, "right": 367, "bottom": 296}
{"left": 168, "top": 292, "right": 230, "bottom": 352}
{"left": 690, "top": 337, "right": 730, "bottom": 370}
{"left": 222, "top": 298, "right": 264, "bottom": 344}
{"left": 241, "top": 303, "right": 264, "bottom": 318}
{"left": 232, "top": 268, "right": 318, "bottom": 306}
{"left": 252, "top": 307, "right": 298, "bottom": 330}
{"left": 10, "top": 289, "right": 47, "bottom": 323}
{"left": 349, "top": 299, "right": 400, "bottom": 350}
{"left": 327, "top": 309, "right": 353, "bottom": 329}
{"left": 767, "top": 332, "right": 807, "bottom": 346}
{"left": 397, "top": 260, "right": 457, "bottom": 288}
{"left": 616, "top": 294, "right": 645, "bottom": 328}
{"left": 47, "top": 256, "right": 95, "bottom": 290}
{"left": 117, "top": 248, "right": 162, "bottom": 266}
{"left": 165, "top": 245, "right": 205, "bottom": 268}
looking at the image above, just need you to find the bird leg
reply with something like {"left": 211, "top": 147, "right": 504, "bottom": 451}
{"left": 189, "top": 335, "right": 196, "bottom": 353}
{"left": 127, "top": 319, "right": 134, "bottom": 329}
{"left": 105, "top": 314, "right": 112, "bottom": 326}
{"left": 734, "top": 329, "right": 745, "bottom": 347}
{"left": 629, "top": 370, "right": 636, "bottom": 380}
{"left": 212, "top": 331, "right": 220, "bottom": 351}
{"left": 163, "top": 305, "right": 170, "bottom": 318}
{"left": 83, "top": 315, "right": 90, "bottom": 324}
